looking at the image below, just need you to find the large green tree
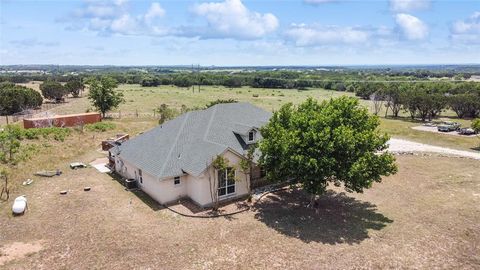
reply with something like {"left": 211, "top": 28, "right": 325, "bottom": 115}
{"left": 87, "top": 77, "right": 124, "bottom": 118}
{"left": 0, "top": 82, "right": 42, "bottom": 115}
{"left": 258, "top": 97, "right": 397, "bottom": 204}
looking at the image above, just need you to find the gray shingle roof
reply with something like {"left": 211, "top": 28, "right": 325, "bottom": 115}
{"left": 116, "top": 102, "right": 271, "bottom": 179}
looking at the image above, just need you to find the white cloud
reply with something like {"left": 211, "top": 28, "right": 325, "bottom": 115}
{"left": 144, "top": 3, "right": 165, "bottom": 24}
{"left": 189, "top": 0, "right": 279, "bottom": 40}
{"left": 395, "top": 13, "right": 428, "bottom": 40}
{"left": 390, "top": 0, "right": 430, "bottom": 12}
{"left": 284, "top": 24, "right": 372, "bottom": 46}
{"left": 110, "top": 14, "right": 137, "bottom": 34}
{"left": 68, "top": 0, "right": 167, "bottom": 36}
{"left": 450, "top": 12, "right": 480, "bottom": 44}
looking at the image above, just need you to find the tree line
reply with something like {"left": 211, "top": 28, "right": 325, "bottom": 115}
{"left": 0, "top": 77, "right": 85, "bottom": 116}
{"left": 356, "top": 81, "right": 480, "bottom": 120}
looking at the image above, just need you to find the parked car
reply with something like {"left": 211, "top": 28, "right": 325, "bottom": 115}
{"left": 12, "top": 195, "right": 27, "bottom": 215}
{"left": 459, "top": 128, "right": 476, "bottom": 135}
{"left": 437, "top": 122, "right": 460, "bottom": 132}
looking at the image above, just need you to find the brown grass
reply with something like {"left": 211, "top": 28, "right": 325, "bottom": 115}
{"left": 1, "top": 152, "right": 479, "bottom": 269}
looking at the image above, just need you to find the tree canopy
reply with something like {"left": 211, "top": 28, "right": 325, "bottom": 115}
{"left": 65, "top": 77, "right": 84, "bottom": 98}
{"left": 258, "top": 97, "right": 397, "bottom": 198}
{"left": 40, "top": 80, "right": 66, "bottom": 102}
{"left": 472, "top": 118, "right": 480, "bottom": 133}
{"left": 87, "top": 77, "right": 124, "bottom": 118}
{"left": 0, "top": 82, "right": 42, "bottom": 115}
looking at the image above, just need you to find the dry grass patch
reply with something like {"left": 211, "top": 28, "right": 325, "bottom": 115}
{"left": 0, "top": 154, "right": 478, "bottom": 269}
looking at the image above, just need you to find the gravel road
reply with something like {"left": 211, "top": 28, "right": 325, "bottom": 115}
{"left": 388, "top": 138, "right": 480, "bottom": 160}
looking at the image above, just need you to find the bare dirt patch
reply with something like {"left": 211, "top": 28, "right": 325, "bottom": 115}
{"left": 0, "top": 241, "right": 43, "bottom": 266}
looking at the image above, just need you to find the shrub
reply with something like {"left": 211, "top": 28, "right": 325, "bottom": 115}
{"left": 1, "top": 126, "right": 71, "bottom": 142}
{"left": 252, "top": 94, "right": 259, "bottom": 98}
{"left": 472, "top": 118, "right": 480, "bottom": 133}
{"left": 205, "top": 99, "right": 238, "bottom": 108}
{"left": 85, "top": 122, "right": 116, "bottom": 132}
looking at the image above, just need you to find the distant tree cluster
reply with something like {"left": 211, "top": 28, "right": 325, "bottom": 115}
{"left": 356, "top": 81, "right": 480, "bottom": 120}
{"left": 0, "top": 82, "right": 43, "bottom": 115}
{"left": 65, "top": 77, "right": 84, "bottom": 98}
{"left": 40, "top": 77, "right": 85, "bottom": 102}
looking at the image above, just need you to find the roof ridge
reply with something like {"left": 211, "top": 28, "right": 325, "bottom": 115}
{"left": 203, "top": 104, "right": 217, "bottom": 142}
{"left": 158, "top": 112, "right": 190, "bottom": 178}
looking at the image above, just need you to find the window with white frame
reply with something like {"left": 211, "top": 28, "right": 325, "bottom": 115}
{"left": 248, "top": 130, "right": 255, "bottom": 142}
{"left": 174, "top": 176, "right": 181, "bottom": 185}
{"left": 218, "top": 167, "right": 235, "bottom": 197}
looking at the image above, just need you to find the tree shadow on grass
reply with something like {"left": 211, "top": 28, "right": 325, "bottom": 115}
{"left": 253, "top": 189, "right": 393, "bottom": 244}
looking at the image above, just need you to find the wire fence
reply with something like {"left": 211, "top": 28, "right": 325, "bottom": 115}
{"left": 0, "top": 103, "right": 66, "bottom": 125}
{"left": 1, "top": 110, "right": 162, "bottom": 126}
{"left": 104, "top": 110, "right": 159, "bottom": 119}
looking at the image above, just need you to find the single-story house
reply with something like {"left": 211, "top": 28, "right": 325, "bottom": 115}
{"left": 109, "top": 102, "right": 271, "bottom": 207}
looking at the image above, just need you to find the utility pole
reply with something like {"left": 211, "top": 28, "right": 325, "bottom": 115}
{"left": 191, "top": 64, "right": 195, "bottom": 93}
{"left": 198, "top": 64, "right": 201, "bottom": 93}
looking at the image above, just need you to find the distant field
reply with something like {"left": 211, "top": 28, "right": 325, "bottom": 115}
{"left": 114, "top": 84, "right": 352, "bottom": 113}
{"left": 5, "top": 83, "right": 479, "bottom": 151}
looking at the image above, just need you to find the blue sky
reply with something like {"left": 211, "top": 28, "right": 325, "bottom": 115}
{"left": 1, "top": 0, "right": 479, "bottom": 66}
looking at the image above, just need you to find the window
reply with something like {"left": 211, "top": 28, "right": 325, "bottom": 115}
{"left": 174, "top": 176, "right": 181, "bottom": 185}
{"left": 218, "top": 167, "right": 235, "bottom": 197}
{"left": 138, "top": 169, "right": 143, "bottom": 184}
{"left": 248, "top": 131, "right": 255, "bottom": 142}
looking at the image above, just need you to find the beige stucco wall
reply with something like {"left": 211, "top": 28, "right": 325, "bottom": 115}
{"left": 114, "top": 149, "right": 250, "bottom": 207}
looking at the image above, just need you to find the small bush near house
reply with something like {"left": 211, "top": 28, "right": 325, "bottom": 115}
{"left": 85, "top": 122, "right": 116, "bottom": 132}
